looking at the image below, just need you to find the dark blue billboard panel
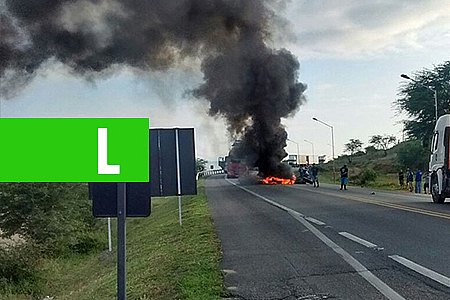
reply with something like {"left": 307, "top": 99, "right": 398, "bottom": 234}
{"left": 177, "top": 129, "right": 197, "bottom": 196}
{"left": 91, "top": 128, "right": 196, "bottom": 217}
{"left": 150, "top": 128, "right": 197, "bottom": 197}
{"left": 91, "top": 182, "right": 151, "bottom": 217}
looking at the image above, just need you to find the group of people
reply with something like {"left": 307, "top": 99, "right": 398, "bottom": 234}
{"left": 298, "top": 164, "right": 430, "bottom": 193}
{"left": 298, "top": 163, "right": 349, "bottom": 190}
{"left": 299, "top": 164, "right": 320, "bottom": 187}
{"left": 398, "top": 168, "right": 429, "bottom": 193}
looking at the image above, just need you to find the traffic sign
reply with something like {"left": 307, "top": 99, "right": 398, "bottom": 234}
{"left": 89, "top": 128, "right": 197, "bottom": 217}
{"left": 150, "top": 128, "right": 197, "bottom": 196}
{"left": 90, "top": 182, "right": 151, "bottom": 217}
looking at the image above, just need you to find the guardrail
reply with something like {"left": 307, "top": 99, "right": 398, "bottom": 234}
{"left": 196, "top": 169, "right": 225, "bottom": 180}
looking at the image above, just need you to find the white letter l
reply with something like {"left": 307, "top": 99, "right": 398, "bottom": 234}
{"left": 98, "top": 128, "right": 120, "bottom": 175}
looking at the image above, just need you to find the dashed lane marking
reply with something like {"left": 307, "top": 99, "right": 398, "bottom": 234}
{"left": 225, "top": 178, "right": 406, "bottom": 300}
{"left": 339, "top": 232, "right": 378, "bottom": 249}
{"left": 389, "top": 255, "right": 450, "bottom": 289}
{"left": 305, "top": 216, "right": 326, "bottom": 226}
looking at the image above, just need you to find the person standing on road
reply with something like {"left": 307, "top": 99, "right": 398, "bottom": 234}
{"left": 311, "top": 163, "right": 319, "bottom": 188}
{"left": 415, "top": 169, "right": 423, "bottom": 193}
{"left": 398, "top": 169, "right": 404, "bottom": 188}
{"left": 424, "top": 171, "right": 429, "bottom": 194}
{"left": 340, "top": 164, "right": 349, "bottom": 190}
{"left": 406, "top": 168, "right": 414, "bottom": 192}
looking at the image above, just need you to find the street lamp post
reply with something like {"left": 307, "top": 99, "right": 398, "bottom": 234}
{"left": 312, "top": 117, "right": 336, "bottom": 183}
{"left": 401, "top": 74, "right": 438, "bottom": 122}
{"left": 304, "top": 139, "right": 315, "bottom": 163}
{"left": 287, "top": 138, "right": 300, "bottom": 166}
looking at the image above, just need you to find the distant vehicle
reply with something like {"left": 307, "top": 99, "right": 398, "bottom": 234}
{"left": 429, "top": 114, "right": 450, "bottom": 203}
{"left": 226, "top": 159, "right": 241, "bottom": 178}
{"left": 295, "top": 165, "right": 313, "bottom": 184}
{"left": 218, "top": 157, "right": 226, "bottom": 170}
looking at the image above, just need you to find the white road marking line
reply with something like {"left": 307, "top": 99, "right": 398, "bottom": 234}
{"left": 339, "top": 232, "right": 378, "bottom": 249}
{"left": 389, "top": 255, "right": 450, "bottom": 288}
{"left": 289, "top": 212, "right": 405, "bottom": 300}
{"left": 305, "top": 217, "right": 326, "bottom": 226}
{"left": 225, "top": 178, "right": 405, "bottom": 300}
{"left": 225, "top": 178, "right": 296, "bottom": 213}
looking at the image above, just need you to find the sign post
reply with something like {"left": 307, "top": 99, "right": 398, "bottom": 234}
{"left": 108, "top": 218, "right": 112, "bottom": 252}
{"left": 117, "top": 182, "right": 127, "bottom": 300}
{"left": 87, "top": 126, "right": 198, "bottom": 299}
{"left": 175, "top": 128, "right": 183, "bottom": 225}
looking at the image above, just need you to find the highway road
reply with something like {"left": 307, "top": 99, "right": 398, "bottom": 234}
{"left": 206, "top": 175, "right": 450, "bottom": 300}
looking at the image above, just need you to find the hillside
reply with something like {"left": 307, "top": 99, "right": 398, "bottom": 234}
{"left": 318, "top": 141, "right": 429, "bottom": 189}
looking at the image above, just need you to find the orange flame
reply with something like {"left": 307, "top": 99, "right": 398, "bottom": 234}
{"left": 262, "top": 175, "right": 296, "bottom": 185}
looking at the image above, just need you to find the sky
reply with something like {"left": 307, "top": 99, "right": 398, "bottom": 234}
{"left": 2, "top": 0, "right": 450, "bottom": 165}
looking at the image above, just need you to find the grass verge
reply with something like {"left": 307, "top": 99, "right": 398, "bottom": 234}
{"left": 1, "top": 180, "right": 224, "bottom": 300}
{"left": 319, "top": 171, "right": 402, "bottom": 190}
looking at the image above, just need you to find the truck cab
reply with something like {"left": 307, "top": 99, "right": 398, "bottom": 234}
{"left": 429, "top": 115, "right": 450, "bottom": 203}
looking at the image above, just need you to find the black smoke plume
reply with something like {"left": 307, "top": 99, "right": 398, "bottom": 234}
{"left": 0, "top": 0, "right": 307, "bottom": 178}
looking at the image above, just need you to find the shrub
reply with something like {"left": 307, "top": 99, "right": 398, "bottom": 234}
{"left": 360, "top": 169, "right": 378, "bottom": 185}
{"left": 0, "top": 243, "right": 41, "bottom": 294}
{"left": 397, "top": 140, "right": 429, "bottom": 170}
{"left": 0, "top": 183, "right": 102, "bottom": 256}
{"left": 68, "top": 232, "right": 104, "bottom": 255}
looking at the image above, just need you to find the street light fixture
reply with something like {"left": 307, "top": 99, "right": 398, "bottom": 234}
{"left": 312, "top": 117, "right": 336, "bottom": 183}
{"left": 401, "top": 74, "right": 438, "bottom": 122}
{"left": 287, "top": 138, "right": 300, "bottom": 166}
{"left": 304, "top": 139, "right": 315, "bottom": 163}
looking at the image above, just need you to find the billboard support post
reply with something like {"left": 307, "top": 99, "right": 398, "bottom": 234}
{"left": 175, "top": 128, "right": 183, "bottom": 226}
{"left": 108, "top": 217, "right": 112, "bottom": 252}
{"left": 117, "top": 182, "right": 127, "bottom": 300}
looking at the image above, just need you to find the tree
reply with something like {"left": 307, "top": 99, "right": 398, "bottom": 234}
{"left": 365, "top": 145, "right": 378, "bottom": 155}
{"left": 344, "top": 139, "right": 363, "bottom": 156}
{"left": 344, "top": 139, "right": 363, "bottom": 162}
{"left": 369, "top": 134, "right": 397, "bottom": 156}
{"left": 396, "top": 61, "right": 450, "bottom": 147}
{"left": 397, "top": 140, "right": 429, "bottom": 170}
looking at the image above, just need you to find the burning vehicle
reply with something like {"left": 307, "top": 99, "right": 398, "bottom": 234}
{"left": 226, "top": 159, "right": 241, "bottom": 178}
{"left": 224, "top": 157, "right": 247, "bottom": 179}
{"left": 262, "top": 175, "right": 296, "bottom": 185}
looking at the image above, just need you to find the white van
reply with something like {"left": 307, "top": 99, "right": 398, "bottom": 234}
{"left": 429, "top": 115, "right": 450, "bottom": 203}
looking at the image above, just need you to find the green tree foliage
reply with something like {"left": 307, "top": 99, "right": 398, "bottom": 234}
{"left": 0, "top": 243, "right": 41, "bottom": 294}
{"left": 364, "top": 145, "right": 378, "bottom": 155}
{"left": 397, "top": 140, "right": 429, "bottom": 170}
{"left": 0, "top": 183, "right": 101, "bottom": 256}
{"left": 396, "top": 61, "right": 450, "bottom": 147}
{"left": 344, "top": 139, "right": 363, "bottom": 156}
{"left": 359, "top": 169, "right": 378, "bottom": 185}
{"left": 369, "top": 134, "right": 397, "bottom": 156}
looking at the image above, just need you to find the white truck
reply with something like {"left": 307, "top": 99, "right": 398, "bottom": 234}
{"left": 429, "top": 114, "right": 450, "bottom": 203}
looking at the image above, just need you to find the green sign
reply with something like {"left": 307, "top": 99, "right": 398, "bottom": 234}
{"left": 0, "top": 118, "right": 149, "bottom": 182}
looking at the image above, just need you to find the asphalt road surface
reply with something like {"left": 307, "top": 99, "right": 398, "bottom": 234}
{"left": 206, "top": 175, "right": 450, "bottom": 300}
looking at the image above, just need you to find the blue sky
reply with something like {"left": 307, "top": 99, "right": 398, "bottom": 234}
{"left": 2, "top": 0, "right": 450, "bottom": 163}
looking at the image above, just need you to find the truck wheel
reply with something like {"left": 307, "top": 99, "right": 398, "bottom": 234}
{"left": 431, "top": 175, "right": 445, "bottom": 203}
